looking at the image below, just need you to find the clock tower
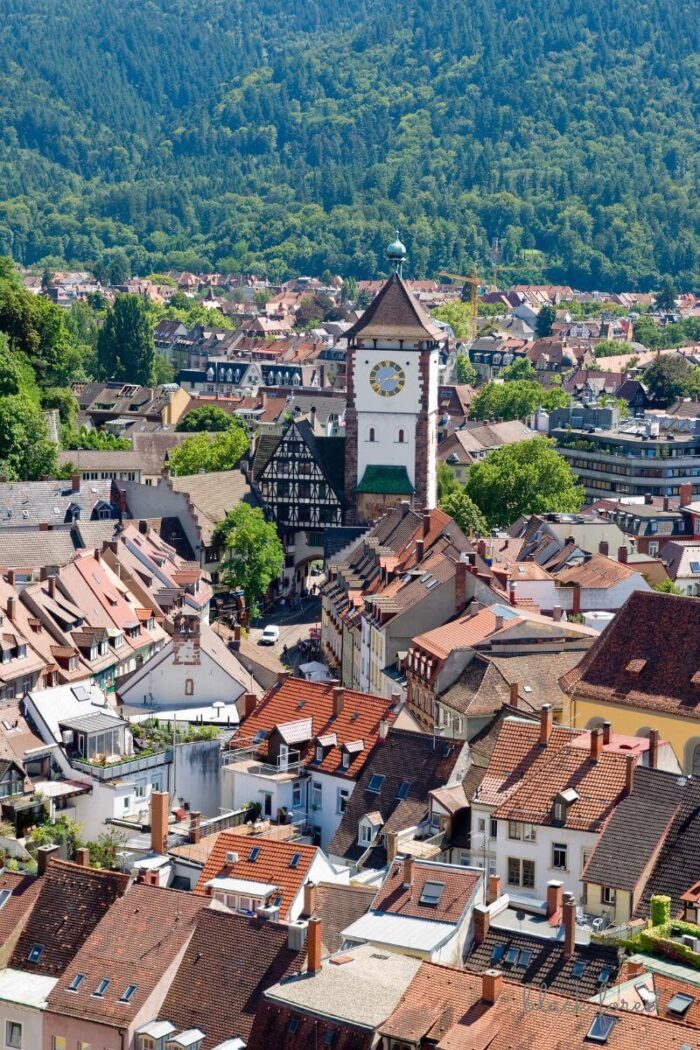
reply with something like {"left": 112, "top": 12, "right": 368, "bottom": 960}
{"left": 344, "top": 233, "right": 446, "bottom": 524}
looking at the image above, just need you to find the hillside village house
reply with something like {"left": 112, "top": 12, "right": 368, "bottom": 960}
{"left": 562, "top": 591, "right": 700, "bottom": 774}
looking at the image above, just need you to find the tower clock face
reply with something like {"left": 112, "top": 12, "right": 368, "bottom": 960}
{"left": 369, "top": 359, "right": 406, "bottom": 397}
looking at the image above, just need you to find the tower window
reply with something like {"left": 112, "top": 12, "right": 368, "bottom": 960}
{"left": 397, "top": 429, "right": 405, "bottom": 443}
{"left": 368, "top": 428, "right": 376, "bottom": 442}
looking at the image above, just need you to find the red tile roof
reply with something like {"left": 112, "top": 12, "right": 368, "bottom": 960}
{"left": 195, "top": 831, "right": 318, "bottom": 919}
{"left": 554, "top": 553, "right": 637, "bottom": 588}
{"left": 230, "top": 678, "right": 396, "bottom": 779}
{"left": 0, "top": 871, "right": 41, "bottom": 950}
{"left": 371, "top": 859, "right": 481, "bottom": 924}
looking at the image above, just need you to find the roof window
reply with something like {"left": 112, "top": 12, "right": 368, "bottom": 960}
{"left": 572, "top": 961, "right": 586, "bottom": 979}
{"left": 491, "top": 944, "right": 505, "bottom": 965}
{"left": 289, "top": 853, "right": 301, "bottom": 869}
{"left": 586, "top": 1015, "right": 617, "bottom": 1043}
{"left": 248, "top": 847, "right": 260, "bottom": 863}
{"left": 366, "top": 774, "right": 385, "bottom": 794}
{"left": 119, "top": 984, "right": 137, "bottom": 1003}
{"left": 505, "top": 946, "right": 519, "bottom": 965}
{"left": 419, "top": 881, "right": 445, "bottom": 907}
{"left": 288, "top": 1018, "right": 300, "bottom": 1035}
{"left": 667, "top": 992, "right": 694, "bottom": 1016}
{"left": 396, "top": 780, "right": 411, "bottom": 800}
{"left": 92, "top": 978, "right": 110, "bottom": 998}
{"left": 68, "top": 973, "right": 85, "bottom": 992}
{"left": 27, "top": 944, "right": 43, "bottom": 963}
{"left": 516, "top": 949, "right": 532, "bottom": 969}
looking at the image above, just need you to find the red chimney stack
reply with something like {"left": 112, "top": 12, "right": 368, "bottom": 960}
{"left": 540, "top": 704, "right": 553, "bottom": 746}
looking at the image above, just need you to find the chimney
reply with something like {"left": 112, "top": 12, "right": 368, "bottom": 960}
{"left": 422, "top": 513, "right": 431, "bottom": 538}
{"left": 455, "top": 561, "right": 467, "bottom": 612}
{"left": 386, "top": 832, "right": 399, "bottom": 865}
{"left": 141, "top": 868, "right": 159, "bottom": 886}
{"left": 679, "top": 483, "right": 692, "bottom": 507}
{"left": 598, "top": 540, "right": 609, "bottom": 557}
{"left": 663, "top": 497, "right": 670, "bottom": 512}
{"left": 509, "top": 681, "right": 519, "bottom": 708}
{"left": 481, "top": 969, "right": 503, "bottom": 1005}
{"left": 139, "top": 519, "right": 148, "bottom": 535}
{"left": 48, "top": 577, "right": 56, "bottom": 599}
{"left": 332, "top": 686, "right": 344, "bottom": 718}
{"left": 547, "top": 880, "right": 563, "bottom": 919}
{"left": 150, "top": 790, "right": 169, "bottom": 854}
{"left": 37, "top": 843, "right": 60, "bottom": 875}
{"left": 495, "top": 614, "right": 504, "bottom": 633}
{"left": 94, "top": 548, "right": 101, "bottom": 564}
{"left": 509, "top": 581, "right": 517, "bottom": 607}
{"left": 625, "top": 754, "right": 635, "bottom": 795}
{"left": 648, "top": 729, "right": 659, "bottom": 770}
{"left": 488, "top": 873, "right": 501, "bottom": 904}
{"left": 618, "top": 545, "right": 628, "bottom": 564}
{"left": 303, "top": 881, "right": 316, "bottom": 918}
{"left": 7, "top": 596, "right": 15, "bottom": 621}
{"left": 415, "top": 537, "right": 424, "bottom": 561}
{"left": 232, "top": 625, "right": 241, "bottom": 650}
{"left": 379, "top": 719, "right": 389, "bottom": 740}
{"left": 7, "top": 570, "right": 15, "bottom": 587}
{"left": 476, "top": 539, "right": 487, "bottom": 559}
{"left": 71, "top": 473, "right": 81, "bottom": 493}
{"left": 539, "top": 704, "right": 553, "bottom": 746}
{"left": 242, "top": 692, "right": 257, "bottom": 719}
{"left": 189, "top": 811, "right": 201, "bottom": 845}
{"left": 403, "top": 856, "right": 415, "bottom": 889}
{"left": 75, "top": 847, "right": 90, "bottom": 868}
{"left": 563, "top": 893, "right": 576, "bottom": 959}
{"left": 644, "top": 492, "right": 653, "bottom": 505}
{"left": 474, "top": 905, "right": 490, "bottom": 945}
{"left": 552, "top": 605, "right": 562, "bottom": 622}
{"left": 602, "top": 721, "right": 612, "bottom": 745}
{"left": 307, "top": 916, "right": 322, "bottom": 974}
{"left": 590, "top": 726, "right": 603, "bottom": 763}
{"left": 571, "top": 581, "right": 581, "bottom": 615}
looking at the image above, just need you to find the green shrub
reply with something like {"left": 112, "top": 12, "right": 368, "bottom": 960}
{"left": 651, "top": 894, "right": 671, "bottom": 926}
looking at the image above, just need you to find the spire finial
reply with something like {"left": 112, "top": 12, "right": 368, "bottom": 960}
{"left": 386, "top": 229, "right": 407, "bottom": 277}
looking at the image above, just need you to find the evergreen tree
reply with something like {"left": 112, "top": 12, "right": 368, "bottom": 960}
{"left": 97, "top": 294, "right": 155, "bottom": 384}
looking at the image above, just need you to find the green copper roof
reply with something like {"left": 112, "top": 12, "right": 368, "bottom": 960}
{"left": 386, "top": 229, "right": 407, "bottom": 259}
{"left": 355, "top": 465, "right": 415, "bottom": 495}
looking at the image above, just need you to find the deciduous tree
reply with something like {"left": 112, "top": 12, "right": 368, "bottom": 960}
{"left": 215, "top": 504, "right": 284, "bottom": 617}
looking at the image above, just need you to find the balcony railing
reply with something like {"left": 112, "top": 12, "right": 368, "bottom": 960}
{"left": 220, "top": 742, "right": 303, "bottom": 777}
{"left": 72, "top": 749, "right": 172, "bottom": 781}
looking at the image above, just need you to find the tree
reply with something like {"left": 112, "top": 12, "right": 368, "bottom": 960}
{"left": 153, "top": 353, "right": 175, "bottom": 385}
{"left": 215, "top": 504, "right": 284, "bottom": 617}
{"left": 454, "top": 352, "right": 477, "bottom": 385}
{"left": 437, "top": 462, "right": 460, "bottom": 501}
{"left": 502, "top": 356, "right": 535, "bottom": 381}
{"left": 168, "top": 426, "right": 248, "bottom": 475}
{"left": 178, "top": 405, "right": 240, "bottom": 432}
{"left": 28, "top": 815, "right": 82, "bottom": 860}
{"left": 440, "top": 488, "right": 488, "bottom": 536}
{"left": 535, "top": 305, "right": 556, "bottom": 338}
{"left": 594, "top": 341, "right": 635, "bottom": 358}
{"left": 643, "top": 354, "right": 692, "bottom": 404}
{"left": 340, "top": 277, "right": 357, "bottom": 303}
{"left": 0, "top": 395, "right": 58, "bottom": 480}
{"left": 655, "top": 278, "right": 677, "bottom": 312}
{"left": 87, "top": 827, "right": 127, "bottom": 869}
{"left": 465, "top": 437, "right": 584, "bottom": 528}
{"left": 0, "top": 334, "right": 22, "bottom": 396}
{"left": 432, "top": 301, "right": 474, "bottom": 341}
{"left": 469, "top": 380, "right": 569, "bottom": 421}
{"left": 653, "top": 578, "right": 685, "bottom": 595}
{"left": 96, "top": 294, "right": 155, "bottom": 384}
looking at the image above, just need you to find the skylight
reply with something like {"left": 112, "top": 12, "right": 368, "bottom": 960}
{"left": 572, "top": 961, "right": 586, "bottom": 979}
{"left": 27, "top": 944, "right": 43, "bottom": 963}
{"left": 667, "top": 992, "right": 694, "bottom": 1016}
{"left": 516, "top": 950, "right": 532, "bottom": 969}
{"left": 586, "top": 1015, "right": 616, "bottom": 1043}
{"left": 396, "top": 780, "right": 411, "bottom": 800}
{"left": 68, "top": 973, "right": 85, "bottom": 992}
{"left": 288, "top": 1018, "right": 300, "bottom": 1035}
{"left": 367, "top": 774, "right": 385, "bottom": 794}
{"left": 505, "top": 947, "right": 519, "bottom": 965}
{"left": 0, "top": 889, "right": 12, "bottom": 910}
{"left": 248, "top": 847, "right": 261, "bottom": 863}
{"left": 419, "top": 881, "right": 446, "bottom": 907}
{"left": 92, "top": 979, "right": 110, "bottom": 998}
{"left": 119, "top": 984, "right": 137, "bottom": 1003}
{"left": 491, "top": 944, "right": 505, "bottom": 965}
{"left": 254, "top": 730, "right": 266, "bottom": 744}
{"left": 289, "top": 853, "right": 301, "bottom": 869}
{"left": 598, "top": 968, "right": 612, "bottom": 986}
{"left": 323, "top": 1032, "right": 336, "bottom": 1046}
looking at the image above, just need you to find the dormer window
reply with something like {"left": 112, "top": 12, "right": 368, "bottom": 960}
{"left": 315, "top": 745, "right": 323, "bottom": 763}
{"left": 112, "top": 634, "right": 124, "bottom": 650}
{"left": 341, "top": 751, "right": 350, "bottom": 770}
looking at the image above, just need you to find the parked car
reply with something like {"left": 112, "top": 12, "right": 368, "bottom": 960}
{"left": 259, "top": 625, "right": 280, "bottom": 646}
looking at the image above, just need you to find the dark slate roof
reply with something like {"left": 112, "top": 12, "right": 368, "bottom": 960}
{"left": 464, "top": 927, "right": 621, "bottom": 999}
{"left": 355, "top": 465, "right": 414, "bottom": 495}
{"left": 159, "top": 909, "right": 306, "bottom": 1050}
{"left": 11, "top": 859, "right": 130, "bottom": 976}
{"left": 296, "top": 420, "right": 345, "bottom": 499}
{"left": 247, "top": 1001, "right": 373, "bottom": 1050}
{"left": 323, "top": 527, "right": 367, "bottom": 561}
{"left": 313, "top": 883, "right": 375, "bottom": 957}
{"left": 252, "top": 433, "right": 283, "bottom": 481}
{"left": 582, "top": 767, "right": 685, "bottom": 893}
{"left": 328, "top": 729, "right": 466, "bottom": 867}
{"left": 0, "top": 479, "right": 117, "bottom": 529}
{"left": 345, "top": 273, "right": 445, "bottom": 343}
{"left": 634, "top": 774, "right": 700, "bottom": 919}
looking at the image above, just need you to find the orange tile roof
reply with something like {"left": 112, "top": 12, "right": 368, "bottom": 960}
{"left": 230, "top": 678, "right": 395, "bottom": 779}
{"left": 372, "top": 859, "right": 481, "bottom": 924}
{"left": 195, "top": 831, "right": 317, "bottom": 919}
{"left": 475, "top": 719, "right": 577, "bottom": 809}
{"left": 411, "top": 607, "right": 523, "bottom": 661}
{"left": 555, "top": 553, "right": 636, "bottom": 588}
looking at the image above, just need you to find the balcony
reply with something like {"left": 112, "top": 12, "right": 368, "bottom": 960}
{"left": 220, "top": 742, "right": 303, "bottom": 781}
{"left": 72, "top": 748, "right": 172, "bottom": 781}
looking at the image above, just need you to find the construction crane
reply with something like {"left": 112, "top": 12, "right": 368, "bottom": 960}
{"left": 437, "top": 270, "right": 481, "bottom": 340}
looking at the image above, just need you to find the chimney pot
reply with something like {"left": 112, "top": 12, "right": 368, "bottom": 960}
{"left": 189, "top": 810, "right": 202, "bottom": 845}
{"left": 403, "top": 856, "right": 415, "bottom": 889}
{"left": 539, "top": 704, "right": 553, "bottom": 746}
{"left": 644, "top": 492, "right": 653, "bottom": 505}
{"left": 75, "top": 847, "right": 90, "bottom": 868}
{"left": 47, "top": 577, "right": 56, "bottom": 599}
{"left": 618, "top": 545, "right": 628, "bottom": 564}
{"left": 482, "top": 969, "right": 503, "bottom": 1005}
{"left": 303, "top": 880, "right": 317, "bottom": 918}
{"left": 602, "top": 721, "right": 612, "bottom": 745}
{"left": 139, "top": 519, "right": 148, "bottom": 535}
{"left": 648, "top": 729, "right": 660, "bottom": 770}
{"left": 307, "top": 916, "right": 322, "bottom": 973}
{"left": 7, "top": 596, "right": 15, "bottom": 621}
{"left": 37, "top": 843, "right": 60, "bottom": 876}
{"left": 625, "top": 754, "right": 635, "bottom": 795}
{"left": 590, "top": 726, "right": 603, "bottom": 763}
{"left": 552, "top": 605, "right": 563, "bottom": 622}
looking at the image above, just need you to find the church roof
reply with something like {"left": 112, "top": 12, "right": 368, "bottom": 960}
{"left": 356, "top": 465, "right": 415, "bottom": 495}
{"left": 345, "top": 273, "right": 445, "bottom": 342}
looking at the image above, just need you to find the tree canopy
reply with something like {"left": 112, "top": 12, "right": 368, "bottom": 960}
{"left": 469, "top": 380, "right": 570, "bottom": 421}
{"left": 167, "top": 426, "right": 248, "bottom": 475}
{"left": 177, "top": 406, "right": 241, "bottom": 432}
{"left": 644, "top": 355, "right": 698, "bottom": 404}
{"left": 453, "top": 352, "right": 477, "bottom": 386}
{"left": 440, "top": 488, "right": 488, "bottom": 536}
{"left": 215, "top": 504, "right": 284, "bottom": 617}
{"left": 465, "top": 437, "right": 584, "bottom": 527}
{"left": 96, "top": 294, "right": 155, "bottom": 384}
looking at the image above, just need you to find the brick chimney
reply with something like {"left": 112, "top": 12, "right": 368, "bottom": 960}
{"left": 648, "top": 729, "right": 659, "bottom": 770}
{"left": 602, "top": 721, "right": 611, "bottom": 745}
{"left": 75, "top": 847, "right": 90, "bottom": 868}
{"left": 552, "top": 605, "right": 562, "bottom": 622}
{"left": 571, "top": 581, "right": 581, "bottom": 615}
{"left": 481, "top": 969, "right": 503, "bottom": 1004}
{"left": 680, "top": 483, "right": 692, "bottom": 507}
{"left": 488, "top": 873, "right": 501, "bottom": 904}
{"left": 509, "top": 681, "right": 519, "bottom": 708}
{"left": 37, "top": 843, "right": 60, "bottom": 875}
{"left": 415, "top": 537, "right": 424, "bottom": 562}
{"left": 7, "top": 596, "right": 15, "bottom": 621}
{"left": 618, "top": 545, "right": 628, "bottom": 564}
{"left": 307, "top": 916, "right": 322, "bottom": 973}
{"left": 563, "top": 893, "right": 576, "bottom": 959}
{"left": 242, "top": 692, "right": 257, "bottom": 719}
{"left": 474, "top": 905, "right": 490, "bottom": 945}
{"left": 189, "top": 811, "right": 201, "bottom": 845}
{"left": 539, "top": 704, "right": 553, "bottom": 746}
{"left": 644, "top": 492, "right": 653, "bottom": 506}
{"left": 663, "top": 497, "right": 670, "bottom": 512}
{"left": 386, "top": 831, "right": 399, "bottom": 865}
{"left": 625, "top": 754, "right": 635, "bottom": 795}
{"left": 150, "top": 790, "right": 169, "bottom": 854}
{"left": 476, "top": 540, "right": 487, "bottom": 559}
{"left": 422, "top": 513, "right": 431, "bottom": 538}
{"left": 598, "top": 540, "right": 609, "bottom": 557}
{"left": 455, "top": 561, "right": 467, "bottom": 612}
{"left": 509, "top": 581, "right": 517, "bottom": 607}
{"left": 403, "top": 856, "right": 415, "bottom": 889}
{"left": 139, "top": 519, "right": 148, "bottom": 535}
{"left": 332, "top": 686, "right": 344, "bottom": 718}
{"left": 547, "top": 879, "right": 563, "bottom": 919}
{"left": 71, "top": 473, "right": 81, "bottom": 493}
{"left": 303, "top": 881, "right": 316, "bottom": 918}
{"left": 590, "top": 726, "right": 603, "bottom": 763}
{"left": 48, "top": 577, "right": 56, "bottom": 599}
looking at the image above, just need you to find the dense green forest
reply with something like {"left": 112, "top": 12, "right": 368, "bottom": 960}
{"left": 1, "top": 0, "right": 699, "bottom": 288}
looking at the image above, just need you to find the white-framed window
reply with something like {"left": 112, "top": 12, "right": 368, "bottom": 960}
{"left": 522, "top": 824, "right": 536, "bottom": 842}
{"left": 478, "top": 818, "right": 486, "bottom": 833}
{"left": 292, "top": 780, "right": 303, "bottom": 808}
{"left": 602, "top": 886, "right": 616, "bottom": 905}
{"left": 359, "top": 823, "right": 373, "bottom": 846}
{"left": 311, "top": 781, "right": 322, "bottom": 809}
{"left": 337, "top": 787, "right": 350, "bottom": 814}
{"left": 507, "top": 858, "right": 535, "bottom": 888}
{"left": 554, "top": 801, "right": 565, "bottom": 823}
{"left": 552, "top": 843, "right": 568, "bottom": 870}
{"left": 52, "top": 1039, "right": 66, "bottom": 1050}
{"left": 490, "top": 818, "right": 498, "bottom": 839}
{"left": 508, "top": 821, "right": 521, "bottom": 840}
{"left": 185, "top": 678, "right": 194, "bottom": 696}
{"left": 315, "top": 745, "right": 323, "bottom": 763}
{"left": 5, "top": 1020, "right": 21, "bottom": 1048}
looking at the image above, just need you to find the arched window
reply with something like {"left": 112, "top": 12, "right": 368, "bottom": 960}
{"left": 398, "top": 429, "right": 405, "bottom": 444}
{"left": 369, "top": 428, "right": 376, "bottom": 442}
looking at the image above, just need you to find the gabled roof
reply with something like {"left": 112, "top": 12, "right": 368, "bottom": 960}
{"left": 195, "top": 832, "right": 317, "bottom": 918}
{"left": 159, "top": 909, "right": 306, "bottom": 1049}
{"left": 345, "top": 273, "right": 445, "bottom": 343}
{"left": 0, "top": 871, "right": 41, "bottom": 950}
{"left": 313, "top": 883, "right": 376, "bottom": 957}
{"left": 46, "top": 883, "right": 207, "bottom": 1025}
{"left": 560, "top": 591, "right": 700, "bottom": 719}
{"left": 370, "top": 858, "right": 481, "bottom": 925}
{"left": 11, "top": 859, "right": 130, "bottom": 976}
{"left": 554, "top": 553, "right": 638, "bottom": 588}
{"left": 633, "top": 774, "right": 700, "bottom": 918}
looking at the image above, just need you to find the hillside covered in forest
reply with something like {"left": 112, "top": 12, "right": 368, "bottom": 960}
{"left": 1, "top": 0, "right": 699, "bottom": 288}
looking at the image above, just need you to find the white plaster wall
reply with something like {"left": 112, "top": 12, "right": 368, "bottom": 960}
{"left": 354, "top": 348, "right": 422, "bottom": 488}
{"left": 0, "top": 1000, "right": 46, "bottom": 1050}
{"left": 120, "top": 644, "right": 245, "bottom": 708}
{"left": 494, "top": 820, "right": 598, "bottom": 906}
{"left": 309, "top": 771, "right": 356, "bottom": 849}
